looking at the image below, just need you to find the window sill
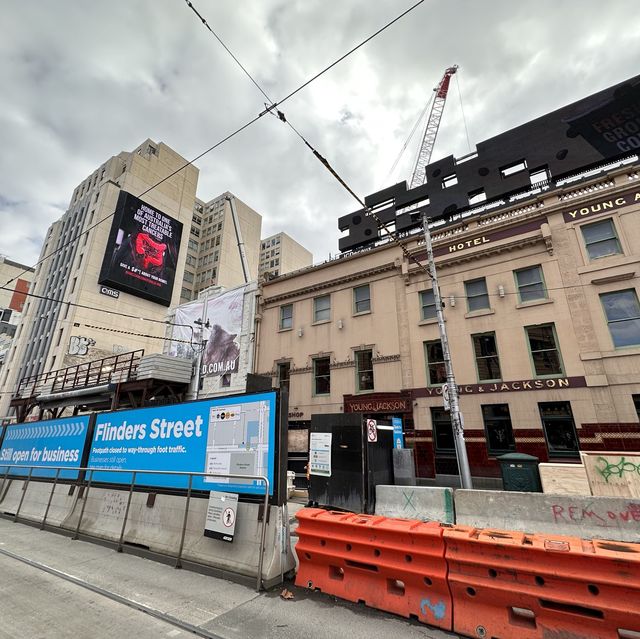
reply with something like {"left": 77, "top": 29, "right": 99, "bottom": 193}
{"left": 353, "top": 310, "right": 371, "bottom": 317}
{"left": 419, "top": 317, "right": 439, "bottom": 326}
{"left": 464, "top": 308, "right": 495, "bottom": 319}
{"left": 278, "top": 327, "right": 293, "bottom": 333}
{"left": 515, "top": 298, "right": 554, "bottom": 309}
{"left": 311, "top": 319, "right": 331, "bottom": 326}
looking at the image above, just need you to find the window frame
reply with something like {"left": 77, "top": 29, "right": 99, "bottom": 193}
{"left": 581, "top": 218, "right": 622, "bottom": 261}
{"left": 420, "top": 289, "right": 437, "bottom": 321}
{"left": 353, "top": 284, "right": 371, "bottom": 315}
{"left": 465, "top": 278, "right": 490, "bottom": 312}
{"left": 355, "top": 349, "right": 374, "bottom": 392}
{"left": 471, "top": 332, "right": 502, "bottom": 382}
{"left": 514, "top": 265, "right": 547, "bottom": 303}
{"left": 525, "top": 323, "right": 564, "bottom": 378}
{"left": 279, "top": 304, "right": 293, "bottom": 331}
{"left": 599, "top": 289, "right": 640, "bottom": 349}
{"left": 313, "top": 356, "right": 331, "bottom": 396}
{"left": 313, "top": 294, "right": 331, "bottom": 323}
{"left": 539, "top": 401, "right": 580, "bottom": 459}
{"left": 424, "top": 339, "right": 447, "bottom": 387}
{"left": 277, "top": 361, "right": 291, "bottom": 393}
{"left": 430, "top": 407, "right": 455, "bottom": 454}
{"left": 481, "top": 404, "right": 516, "bottom": 457}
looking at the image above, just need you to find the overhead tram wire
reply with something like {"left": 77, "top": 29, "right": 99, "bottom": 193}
{"left": 184, "top": 0, "right": 433, "bottom": 278}
{"left": 3, "top": 0, "right": 426, "bottom": 290}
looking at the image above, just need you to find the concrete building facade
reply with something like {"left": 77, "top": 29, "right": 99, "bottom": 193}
{"left": 259, "top": 232, "right": 313, "bottom": 280}
{"left": 180, "top": 193, "right": 262, "bottom": 303}
{"left": 0, "top": 139, "right": 198, "bottom": 418}
{"left": 255, "top": 162, "right": 640, "bottom": 483}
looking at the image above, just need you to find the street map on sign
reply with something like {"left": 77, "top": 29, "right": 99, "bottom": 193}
{"left": 203, "top": 400, "right": 270, "bottom": 486}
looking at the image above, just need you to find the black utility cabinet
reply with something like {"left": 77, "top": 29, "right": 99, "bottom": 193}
{"left": 308, "top": 413, "right": 394, "bottom": 514}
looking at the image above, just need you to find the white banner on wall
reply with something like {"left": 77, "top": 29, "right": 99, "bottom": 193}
{"left": 168, "top": 285, "right": 247, "bottom": 377}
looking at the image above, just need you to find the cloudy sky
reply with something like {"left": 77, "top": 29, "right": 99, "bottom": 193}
{"left": 1, "top": 1, "right": 639, "bottom": 266}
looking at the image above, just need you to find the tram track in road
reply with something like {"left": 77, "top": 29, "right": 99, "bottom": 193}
{"left": 0, "top": 545, "right": 226, "bottom": 639}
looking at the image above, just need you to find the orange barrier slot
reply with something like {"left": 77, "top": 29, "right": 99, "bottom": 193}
{"left": 444, "top": 525, "right": 640, "bottom": 639}
{"left": 295, "top": 508, "right": 452, "bottom": 630}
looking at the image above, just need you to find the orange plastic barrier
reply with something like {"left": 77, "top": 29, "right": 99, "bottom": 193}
{"left": 444, "top": 525, "right": 640, "bottom": 639}
{"left": 295, "top": 508, "right": 452, "bottom": 630}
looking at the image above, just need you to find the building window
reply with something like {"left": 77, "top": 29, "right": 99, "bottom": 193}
{"left": 431, "top": 408, "right": 454, "bottom": 453}
{"left": 472, "top": 333, "right": 502, "bottom": 381}
{"left": 465, "top": 278, "right": 490, "bottom": 312}
{"left": 600, "top": 289, "right": 640, "bottom": 348}
{"left": 526, "top": 324, "right": 564, "bottom": 377}
{"left": 355, "top": 349, "right": 374, "bottom": 392}
{"left": 183, "top": 270, "right": 194, "bottom": 283}
{"left": 539, "top": 402, "right": 579, "bottom": 458}
{"left": 0, "top": 309, "right": 12, "bottom": 323}
{"left": 515, "top": 265, "right": 546, "bottom": 303}
{"left": 188, "top": 239, "right": 199, "bottom": 251}
{"left": 277, "top": 362, "right": 290, "bottom": 393}
{"left": 181, "top": 287, "right": 191, "bottom": 299}
{"left": 420, "top": 289, "right": 437, "bottom": 320}
{"left": 482, "top": 404, "right": 515, "bottom": 456}
{"left": 633, "top": 395, "right": 640, "bottom": 420}
{"left": 581, "top": 219, "right": 622, "bottom": 260}
{"left": 313, "top": 295, "right": 331, "bottom": 322}
{"left": 313, "top": 357, "right": 330, "bottom": 395}
{"left": 221, "top": 373, "right": 231, "bottom": 387}
{"left": 424, "top": 340, "right": 446, "bottom": 386}
{"left": 353, "top": 284, "right": 371, "bottom": 314}
{"left": 279, "top": 304, "right": 293, "bottom": 330}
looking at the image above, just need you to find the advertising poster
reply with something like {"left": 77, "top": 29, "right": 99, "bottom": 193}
{"left": 169, "top": 285, "right": 247, "bottom": 377}
{"left": 0, "top": 416, "right": 91, "bottom": 479}
{"left": 98, "top": 191, "right": 183, "bottom": 307}
{"left": 87, "top": 392, "right": 276, "bottom": 495}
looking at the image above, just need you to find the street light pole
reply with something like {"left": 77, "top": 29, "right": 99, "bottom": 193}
{"left": 422, "top": 212, "right": 473, "bottom": 489}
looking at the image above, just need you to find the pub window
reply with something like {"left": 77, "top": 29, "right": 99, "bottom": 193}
{"left": 313, "top": 357, "right": 330, "bottom": 395}
{"left": 355, "top": 349, "right": 374, "bottom": 392}
{"left": 581, "top": 219, "right": 622, "bottom": 260}
{"left": 472, "top": 332, "right": 502, "bottom": 382}
{"left": 277, "top": 362, "right": 290, "bottom": 393}
{"left": 633, "top": 394, "right": 640, "bottom": 421}
{"left": 424, "top": 339, "right": 446, "bottom": 386}
{"left": 600, "top": 289, "right": 640, "bottom": 348}
{"left": 431, "top": 407, "right": 454, "bottom": 453}
{"left": 539, "top": 402, "right": 579, "bottom": 458}
{"left": 313, "top": 295, "right": 331, "bottom": 323}
{"left": 481, "top": 404, "right": 516, "bottom": 456}
{"left": 525, "top": 324, "right": 564, "bottom": 377}
{"left": 420, "top": 289, "right": 437, "bottom": 320}
{"left": 279, "top": 304, "right": 293, "bottom": 330}
{"left": 465, "top": 278, "right": 490, "bottom": 312}
{"left": 353, "top": 284, "right": 371, "bottom": 314}
{"left": 515, "top": 265, "right": 547, "bottom": 303}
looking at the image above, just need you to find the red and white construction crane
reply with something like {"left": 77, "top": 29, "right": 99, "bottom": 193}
{"left": 409, "top": 65, "right": 458, "bottom": 189}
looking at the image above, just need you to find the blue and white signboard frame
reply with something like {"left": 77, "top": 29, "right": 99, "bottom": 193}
{"left": 392, "top": 416, "right": 404, "bottom": 449}
{"left": 87, "top": 391, "right": 277, "bottom": 495}
{"left": 0, "top": 416, "right": 91, "bottom": 479}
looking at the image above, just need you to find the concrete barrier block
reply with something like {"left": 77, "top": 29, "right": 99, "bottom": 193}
{"left": 374, "top": 485, "right": 454, "bottom": 523}
{"left": 455, "top": 489, "right": 640, "bottom": 542}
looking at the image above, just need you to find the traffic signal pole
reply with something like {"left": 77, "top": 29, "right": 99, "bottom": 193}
{"left": 422, "top": 212, "right": 473, "bottom": 489}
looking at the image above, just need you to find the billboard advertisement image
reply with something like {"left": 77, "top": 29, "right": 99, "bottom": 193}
{"left": 98, "top": 191, "right": 183, "bottom": 306}
{"left": 169, "top": 285, "right": 247, "bottom": 377}
{"left": 0, "top": 416, "right": 91, "bottom": 479}
{"left": 87, "top": 391, "right": 276, "bottom": 495}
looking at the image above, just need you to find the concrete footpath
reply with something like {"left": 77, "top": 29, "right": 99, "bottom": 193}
{"left": 0, "top": 517, "right": 457, "bottom": 639}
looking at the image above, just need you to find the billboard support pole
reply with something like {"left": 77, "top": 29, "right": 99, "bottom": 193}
{"left": 14, "top": 466, "right": 33, "bottom": 522}
{"left": 41, "top": 467, "right": 61, "bottom": 530}
{"left": 421, "top": 212, "right": 473, "bottom": 489}
{"left": 175, "top": 473, "right": 193, "bottom": 569}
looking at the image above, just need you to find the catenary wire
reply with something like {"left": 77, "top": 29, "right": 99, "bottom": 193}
{"left": 183, "top": 0, "right": 434, "bottom": 278}
{"left": 2, "top": 0, "right": 426, "bottom": 290}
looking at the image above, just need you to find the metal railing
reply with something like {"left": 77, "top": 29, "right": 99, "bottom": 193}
{"left": 15, "top": 350, "right": 144, "bottom": 398}
{"left": 0, "top": 465, "right": 270, "bottom": 591}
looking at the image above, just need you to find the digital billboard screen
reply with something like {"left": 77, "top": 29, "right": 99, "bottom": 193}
{"left": 0, "top": 416, "right": 91, "bottom": 479}
{"left": 98, "top": 191, "right": 183, "bottom": 307}
{"left": 87, "top": 392, "right": 277, "bottom": 495}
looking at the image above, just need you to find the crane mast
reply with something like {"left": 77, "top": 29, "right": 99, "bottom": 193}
{"left": 409, "top": 65, "right": 458, "bottom": 189}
